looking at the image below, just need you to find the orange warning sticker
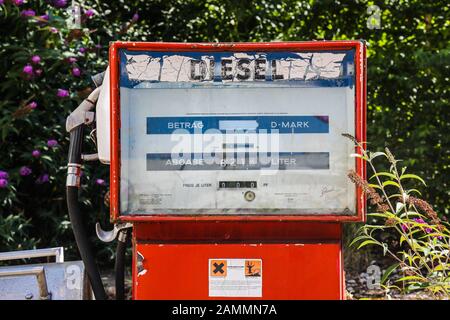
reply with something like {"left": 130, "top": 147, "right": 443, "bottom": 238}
{"left": 210, "top": 260, "right": 227, "bottom": 277}
{"left": 245, "top": 260, "right": 262, "bottom": 277}
{"left": 209, "top": 259, "right": 262, "bottom": 297}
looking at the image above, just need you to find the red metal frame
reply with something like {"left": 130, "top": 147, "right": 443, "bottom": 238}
{"left": 109, "top": 41, "right": 367, "bottom": 223}
{"left": 132, "top": 221, "right": 343, "bottom": 242}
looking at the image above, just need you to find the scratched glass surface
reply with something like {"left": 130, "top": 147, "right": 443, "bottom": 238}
{"left": 119, "top": 50, "right": 355, "bottom": 89}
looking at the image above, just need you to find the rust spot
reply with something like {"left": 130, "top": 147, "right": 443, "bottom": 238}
{"left": 137, "top": 251, "right": 147, "bottom": 276}
{"left": 211, "top": 42, "right": 235, "bottom": 49}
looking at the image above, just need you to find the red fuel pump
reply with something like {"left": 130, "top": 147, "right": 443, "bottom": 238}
{"left": 67, "top": 41, "right": 367, "bottom": 300}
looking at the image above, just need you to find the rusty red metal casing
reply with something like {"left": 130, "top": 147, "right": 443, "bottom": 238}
{"left": 108, "top": 41, "right": 367, "bottom": 300}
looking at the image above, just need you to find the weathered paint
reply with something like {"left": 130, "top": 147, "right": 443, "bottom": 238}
{"left": 121, "top": 51, "right": 347, "bottom": 83}
{"left": 133, "top": 240, "right": 343, "bottom": 300}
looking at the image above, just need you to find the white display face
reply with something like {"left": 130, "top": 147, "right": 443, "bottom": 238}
{"left": 119, "top": 50, "right": 357, "bottom": 215}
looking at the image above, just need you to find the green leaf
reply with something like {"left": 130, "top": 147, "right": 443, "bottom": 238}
{"left": 350, "top": 153, "right": 368, "bottom": 160}
{"left": 382, "top": 180, "right": 401, "bottom": 188}
{"left": 369, "top": 151, "right": 386, "bottom": 160}
{"left": 395, "top": 202, "right": 405, "bottom": 213}
{"left": 407, "top": 189, "right": 422, "bottom": 196}
{"left": 398, "top": 211, "right": 424, "bottom": 219}
{"left": 41, "top": 155, "right": 53, "bottom": 163}
{"left": 368, "top": 183, "right": 382, "bottom": 190}
{"left": 357, "top": 240, "right": 380, "bottom": 250}
{"left": 370, "top": 172, "right": 396, "bottom": 180}
{"left": 350, "top": 237, "right": 366, "bottom": 248}
{"left": 382, "top": 243, "right": 388, "bottom": 255}
{"left": 400, "top": 235, "right": 408, "bottom": 245}
{"left": 381, "top": 263, "right": 399, "bottom": 284}
{"left": 396, "top": 276, "right": 424, "bottom": 282}
{"left": 432, "top": 264, "right": 448, "bottom": 272}
{"left": 399, "top": 174, "right": 427, "bottom": 186}
{"left": 368, "top": 212, "right": 395, "bottom": 219}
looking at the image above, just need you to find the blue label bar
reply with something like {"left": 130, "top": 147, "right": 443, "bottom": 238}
{"left": 146, "top": 152, "right": 329, "bottom": 171}
{"left": 147, "top": 116, "right": 329, "bottom": 134}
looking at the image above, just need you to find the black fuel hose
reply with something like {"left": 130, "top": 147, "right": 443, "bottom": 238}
{"left": 66, "top": 126, "right": 107, "bottom": 300}
{"left": 115, "top": 229, "right": 129, "bottom": 300}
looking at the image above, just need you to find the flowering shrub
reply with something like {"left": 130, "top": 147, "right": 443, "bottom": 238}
{"left": 345, "top": 134, "right": 450, "bottom": 297}
{"left": 0, "top": 0, "right": 144, "bottom": 259}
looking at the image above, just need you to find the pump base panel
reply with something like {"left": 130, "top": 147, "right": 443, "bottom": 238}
{"left": 131, "top": 222, "right": 344, "bottom": 300}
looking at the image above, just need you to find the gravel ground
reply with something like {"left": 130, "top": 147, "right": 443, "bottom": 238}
{"left": 345, "top": 263, "right": 445, "bottom": 300}
{"left": 101, "top": 270, "right": 133, "bottom": 300}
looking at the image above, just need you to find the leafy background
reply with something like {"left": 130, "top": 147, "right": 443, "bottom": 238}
{"left": 0, "top": 0, "right": 448, "bottom": 269}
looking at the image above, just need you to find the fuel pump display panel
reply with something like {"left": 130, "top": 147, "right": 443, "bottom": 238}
{"left": 116, "top": 46, "right": 363, "bottom": 216}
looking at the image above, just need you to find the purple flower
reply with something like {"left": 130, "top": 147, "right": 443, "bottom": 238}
{"left": 96, "top": 178, "right": 105, "bottom": 186}
{"left": 23, "top": 65, "right": 33, "bottom": 75}
{"left": 57, "top": 88, "right": 69, "bottom": 98}
{"left": 13, "top": 0, "right": 24, "bottom": 5}
{"left": 0, "top": 170, "right": 8, "bottom": 189}
{"left": 79, "top": 47, "right": 86, "bottom": 54}
{"left": 401, "top": 224, "right": 408, "bottom": 232}
{"left": 0, "top": 179, "right": 8, "bottom": 188}
{"left": 21, "top": 9, "right": 36, "bottom": 17}
{"left": 0, "top": 171, "right": 8, "bottom": 179}
{"left": 32, "top": 150, "right": 41, "bottom": 158}
{"left": 19, "top": 166, "right": 32, "bottom": 176}
{"left": 40, "top": 14, "right": 49, "bottom": 21}
{"left": 68, "top": 57, "right": 77, "bottom": 63}
{"left": 28, "top": 101, "right": 38, "bottom": 109}
{"left": 50, "top": 27, "right": 58, "bottom": 33}
{"left": 47, "top": 139, "right": 58, "bottom": 148}
{"left": 72, "top": 67, "right": 81, "bottom": 77}
{"left": 34, "top": 69, "right": 43, "bottom": 76}
{"left": 0, "top": 0, "right": 5, "bottom": 5}
{"left": 53, "top": 0, "right": 67, "bottom": 8}
{"left": 131, "top": 13, "right": 139, "bottom": 23}
{"left": 85, "top": 9, "right": 94, "bottom": 17}
{"left": 411, "top": 218, "right": 434, "bottom": 234}
{"left": 31, "top": 55, "right": 41, "bottom": 64}
{"left": 36, "top": 174, "right": 49, "bottom": 184}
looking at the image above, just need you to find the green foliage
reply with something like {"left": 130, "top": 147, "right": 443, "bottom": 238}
{"left": 0, "top": 213, "right": 38, "bottom": 253}
{"left": 347, "top": 137, "right": 450, "bottom": 297}
{"left": 0, "top": 0, "right": 146, "bottom": 261}
{"left": 0, "top": 0, "right": 448, "bottom": 267}
{"left": 146, "top": 0, "right": 449, "bottom": 214}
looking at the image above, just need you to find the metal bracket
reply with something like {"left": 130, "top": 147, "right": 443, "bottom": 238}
{"left": 0, "top": 266, "right": 51, "bottom": 300}
{"left": 66, "top": 163, "right": 82, "bottom": 187}
{"left": 81, "top": 153, "right": 99, "bottom": 161}
{"left": 95, "top": 222, "right": 132, "bottom": 243}
{"left": 0, "top": 247, "right": 63, "bottom": 300}
{"left": 0, "top": 247, "right": 64, "bottom": 263}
